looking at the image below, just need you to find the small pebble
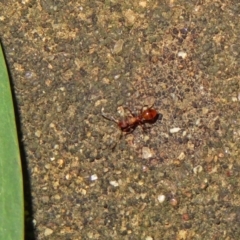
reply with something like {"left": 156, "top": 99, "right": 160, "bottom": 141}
{"left": 124, "top": 9, "right": 136, "bottom": 25}
{"left": 157, "top": 194, "right": 166, "bottom": 203}
{"left": 177, "top": 51, "right": 187, "bottom": 59}
{"left": 193, "top": 165, "right": 203, "bottom": 174}
{"left": 139, "top": 1, "right": 147, "bottom": 7}
{"left": 44, "top": 164, "right": 51, "bottom": 170}
{"left": 182, "top": 213, "right": 190, "bottom": 221}
{"left": 142, "top": 147, "right": 153, "bottom": 159}
{"left": 90, "top": 174, "right": 98, "bottom": 181}
{"left": 202, "top": 107, "right": 209, "bottom": 115}
{"left": 44, "top": 228, "right": 53, "bottom": 236}
{"left": 54, "top": 144, "right": 59, "bottom": 149}
{"left": 35, "top": 130, "right": 42, "bottom": 138}
{"left": 170, "top": 197, "right": 179, "bottom": 207}
{"left": 80, "top": 189, "right": 87, "bottom": 195}
{"left": 114, "top": 74, "right": 121, "bottom": 80}
{"left": 53, "top": 194, "right": 61, "bottom": 200}
{"left": 200, "top": 180, "right": 208, "bottom": 190}
{"left": 57, "top": 159, "right": 64, "bottom": 168}
{"left": 41, "top": 196, "right": 49, "bottom": 203}
{"left": 218, "top": 152, "right": 224, "bottom": 158}
{"left": 177, "top": 152, "right": 186, "bottom": 160}
{"left": 112, "top": 39, "right": 124, "bottom": 54}
{"left": 25, "top": 71, "right": 33, "bottom": 78}
{"left": 173, "top": 159, "right": 181, "bottom": 166}
{"left": 142, "top": 165, "right": 149, "bottom": 172}
{"left": 110, "top": 180, "right": 119, "bottom": 187}
{"left": 177, "top": 230, "right": 187, "bottom": 239}
{"left": 32, "top": 219, "right": 37, "bottom": 227}
{"left": 170, "top": 127, "right": 181, "bottom": 133}
{"left": 187, "top": 141, "right": 195, "bottom": 150}
{"left": 195, "top": 118, "right": 201, "bottom": 125}
{"left": 56, "top": 106, "right": 62, "bottom": 112}
{"left": 145, "top": 237, "right": 153, "bottom": 240}
{"left": 65, "top": 173, "right": 70, "bottom": 180}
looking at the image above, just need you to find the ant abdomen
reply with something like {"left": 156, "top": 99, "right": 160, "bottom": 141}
{"left": 140, "top": 108, "right": 159, "bottom": 122}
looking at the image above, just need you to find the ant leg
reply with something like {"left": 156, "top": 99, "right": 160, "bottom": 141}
{"left": 101, "top": 108, "right": 122, "bottom": 150}
{"left": 111, "top": 130, "right": 122, "bottom": 151}
{"left": 101, "top": 108, "right": 118, "bottom": 123}
{"left": 138, "top": 122, "right": 147, "bottom": 132}
{"left": 141, "top": 102, "right": 155, "bottom": 112}
{"left": 123, "top": 107, "right": 136, "bottom": 118}
{"left": 112, "top": 127, "right": 136, "bottom": 151}
{"left": 149, "top": 102, "right": 155, "bottom": 109}
{"left": 125, "top": 127, "right": 135, "bottom": 134}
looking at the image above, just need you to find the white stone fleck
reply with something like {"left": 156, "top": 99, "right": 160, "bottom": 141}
{"left": 80, "top": 189, "right": 87, "bottom": 195}
{"left": 110, "top": 180, "right": 119, "bottom": 187}
{"left": 25, "top": 71, "right": 33, "bottom": 78}
{"left": 112, "top": 39, "right": 124, "bottom": 54}
{"left": 187, "top": 141, "right": 195, "bottom": 150}
{"left": 44, "top": 228, "right": 53, "bottom": 236}
{"left": 114, "top": 74, "right": 121, "bottom": 80}
{"left": 178, "top": 152, "right": 186, "bottom": 160}
{"left": 124, "top": 9, "right": 136, "bottom": 25}
{"left": 90, "top": 174, "right": 98, "bottom": 181}
{"left": 178, "top": 51, "right": 187, "bottom": 59}
{"left": 65, "top": 174, "right": 70, "bottom": 180}
{"left": 35, "top": 130, "right": 42, "bottom": 138}
{"left": 54, "top": 144, "right": 59, "bottom": 149}
{"left": 142, "top": 147, "right": 153, "bottom": 159}
{"left": 32, "top": 218, "right": 37, "bottom": 226}
{"left": 193, "top": 165, "right": 203, "bottom": 174}
{"left": 170, "top": 127, "right": 181, "bottom": 133}
{"left": 146, "top": 237, "right": 153, "bottom": 240}
{"left": 195, "top": 118, "right": 201, "bottom": 125}
{"left": 53, "top": 194, "right": 60, "bottom": 200}
{"left": 44, "top": 164, "right": 51, "bottom": 170}
{"left": 157, "top": 194, "right": 166, "bottom": 203}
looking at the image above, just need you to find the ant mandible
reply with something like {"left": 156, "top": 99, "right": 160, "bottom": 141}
{"left": 101, "top": 105, "right": 159, "bottom": 133}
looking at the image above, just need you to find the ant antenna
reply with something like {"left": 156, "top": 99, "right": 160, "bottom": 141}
{"left": 101, "top": 107, "right": 122, "bottom": 151}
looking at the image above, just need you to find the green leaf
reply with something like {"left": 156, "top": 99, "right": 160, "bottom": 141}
{"left": 0, "top": 44, "right": 24, "bottom": 239}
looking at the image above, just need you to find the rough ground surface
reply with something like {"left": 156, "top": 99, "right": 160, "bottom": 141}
{"left": 1, "top": 0, "right": 240, "bottom": 239}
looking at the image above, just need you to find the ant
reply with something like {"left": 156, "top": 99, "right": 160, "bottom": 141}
{"left": 101, "top": 105, "right": 159, "bottom": 134}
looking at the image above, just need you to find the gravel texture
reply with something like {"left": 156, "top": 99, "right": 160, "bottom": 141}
{"left": 1, "top": 0, "right": 240, "bottom": 239}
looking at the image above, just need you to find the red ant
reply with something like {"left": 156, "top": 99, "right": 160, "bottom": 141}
{"left": 101, "top": 105, "right": 159, "bottom": 133}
